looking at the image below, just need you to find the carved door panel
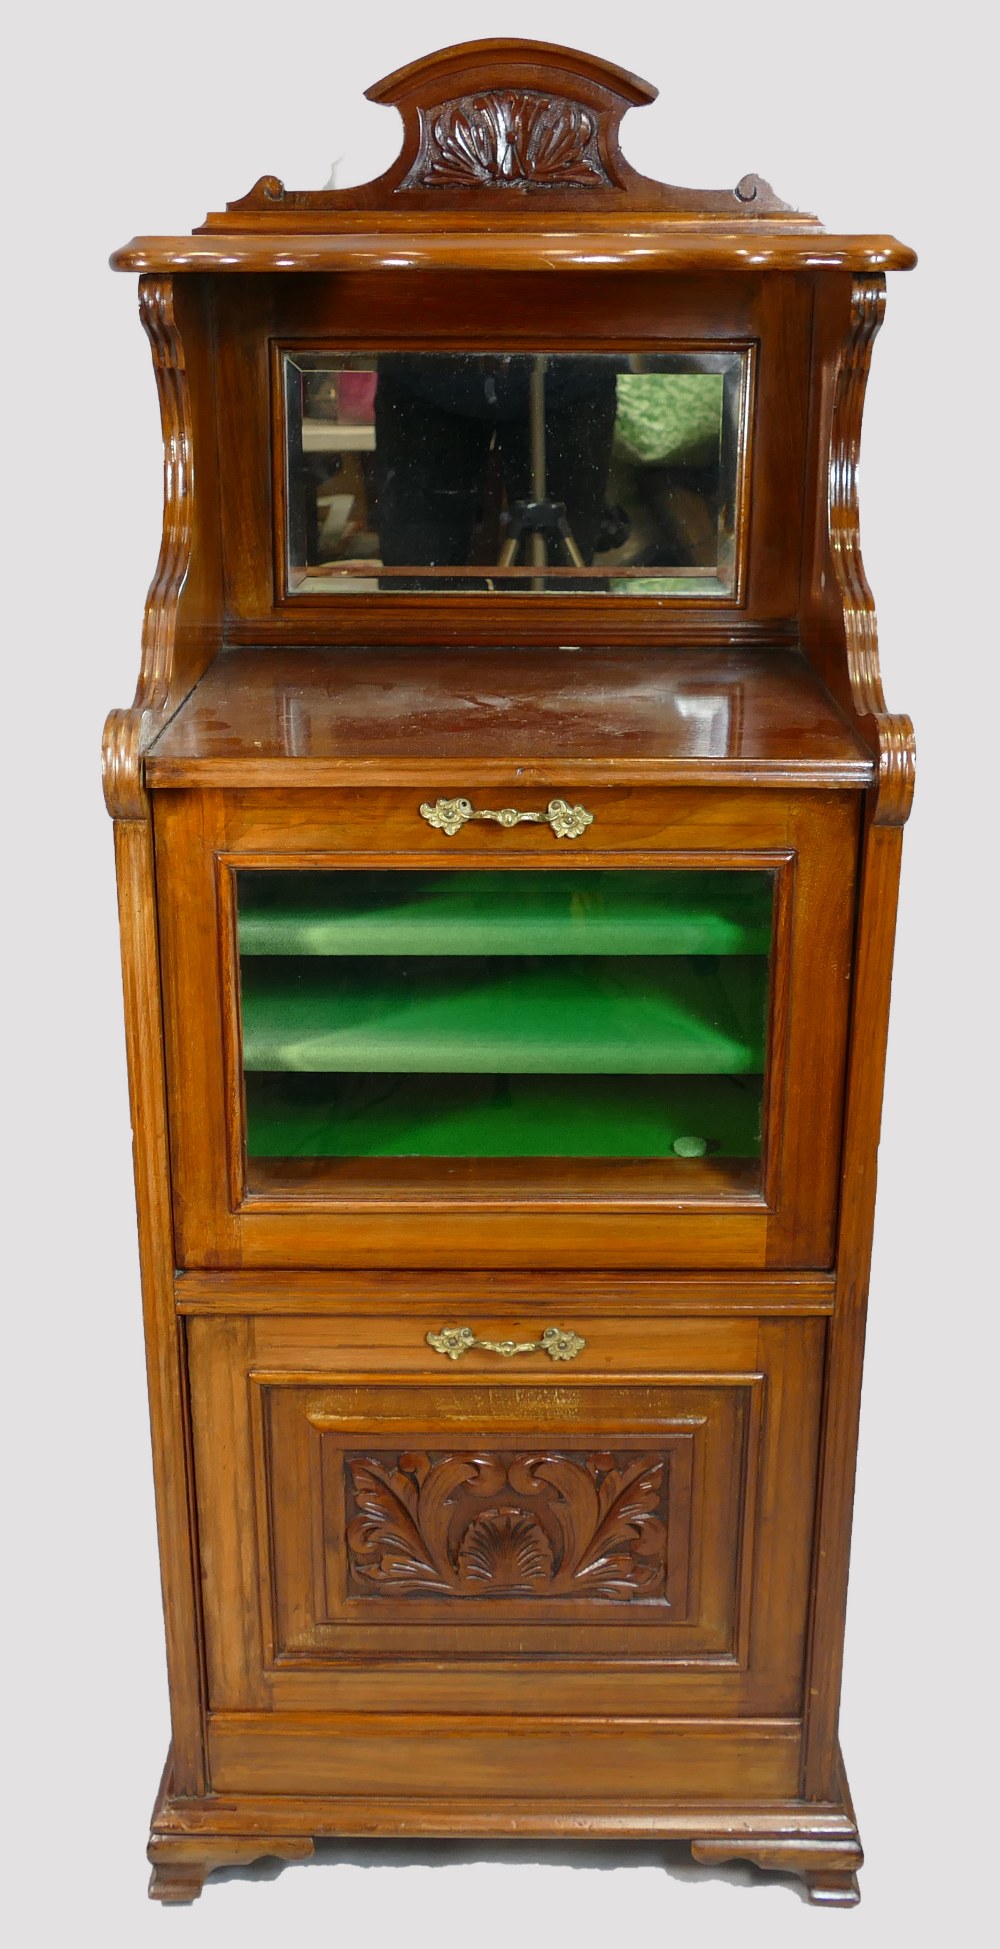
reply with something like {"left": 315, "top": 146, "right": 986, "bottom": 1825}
{"left": 276, "top": 1393, "right": 712, "bottom": 1655}
{"left": 188, "top": 1311, "right": 824, "bottom": 1719}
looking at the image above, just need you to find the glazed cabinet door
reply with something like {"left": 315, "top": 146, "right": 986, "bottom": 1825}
{"left": 154, "top": 784, "right": 858, "bottom": 1269}
{"left": 187, "top": 1308, "right": 824, "bottom": 1797}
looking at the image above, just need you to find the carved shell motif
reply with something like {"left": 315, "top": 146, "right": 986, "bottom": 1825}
{"left": 345, "top": 1449, "right": 668, "bottom": 1601}
{"left": 407, "top": 91, "right": 610, "bottom": 190}
{"left": 456, "top": 1509, "right": 556, "bottom": 1592}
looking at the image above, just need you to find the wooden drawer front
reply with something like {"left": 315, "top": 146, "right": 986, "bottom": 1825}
{"left": 186, "top": 785, "right": 815, "bottom": 855}
{"left": 188, "top": 1312, "right": 824, "bottom": 1721}
{"left": 155, "top": 786, "right": 858, "bottom": 1271}
{"left": 158, "top": 780, "right": 853, "bottom": 858}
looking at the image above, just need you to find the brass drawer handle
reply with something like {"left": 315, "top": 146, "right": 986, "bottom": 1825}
{"left": 427, "top": 1324, "right": 587, "bottom": 1362}
{"left": 420, "top": 796, "right": 594, "bottom": 840}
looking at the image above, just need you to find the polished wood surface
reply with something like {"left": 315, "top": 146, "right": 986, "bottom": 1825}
{"left": 206, "top": 1712, "right": 803, "bottom": 1800}
{"left": 188, "top": 1311, "right": 821, "bottom": 1717}
{"left": 103, "top": 276, "right": 223, "bottom": 820}
{"left": 801, "top": 275, "right": 915, "bottom": 825}
{"left": 112, "top": 231, "right": 916, "bottom": 275}
{"left": 104, "top": 35, "right": 914, "bottom": 1909}
{"left": 218, "top": 39, "right": 811, "bottom": 226}
{"left": 152, "top": 785, "right": 856, "bottom": 1271}
{"left": 146, "top": 644, "right": 874, "bottom": 788}
{"left": 173, "top": 1267, "right": 837, "bottom": 1315}
{"left": 802, "top": 812, "right": 905, "bottom": 1797}
{"left": 111, "top": 820, "right": 207, "bottom": 1793}
{"left": 113, "top": 41, "right": 914, "bottom": 272}
{"left": 211, "top": 267, "right": 809, "bottom": 646}
{"left": 146, "top": 1754, "right": 860, "bottom": 1902}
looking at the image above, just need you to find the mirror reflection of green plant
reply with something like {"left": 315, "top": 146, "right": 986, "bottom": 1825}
{"left": 614, "top": 373, "right": 724, "bottom": 468}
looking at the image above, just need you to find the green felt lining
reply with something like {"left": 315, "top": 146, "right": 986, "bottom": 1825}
{"left": 237, "top": 870, "right": 774, "bottom": 958}
{"left": 245, "top": 1071, "right": 763, "bottom": 1159}
{"left": 239, "top": 955, "right": 768, "bottom": 1075}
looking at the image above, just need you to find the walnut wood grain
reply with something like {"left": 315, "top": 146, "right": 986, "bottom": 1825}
{"left": 153, "top": 1783, "right": 859, "bottom": 1840}
{"left": 691, "top": 1836, "right": 862, "bottom": 1904}
{"left": 342, "top": 1448, "right": 672, "bottom": 1601}
{"left": 146, "top": 1748, "right": 861, "bottom": 1896}
{"left": 148, "top": 1834, "right": 314, "bottom": 1903}
{"left": 210, "top": 267, "right": 806, "bottom": 646}
{"left": 206, "top": 1711, "right": 803, "bottom": 1800}
{"left": 212, "top": 40, "right": 804, "bottom": 224}
{"left": 831, "top": 279, "right": 915, "bottom": 825}
{"left": 153, "top": 786, "right": 855, "bottom": 1272}
{"left": 801, "top": 274, "right": 915, "bottom": 826}
{"left": 144, "top": 645, "right": 874, "bottom": 789}
{"left": 801, "top": 814, "right": 904, "bottom": 1799}
{"left": 186, "top": 1313, "right": 820, "bottom": 1715}
{"left": 105, "top": 36, "right": 916, "bottom": 1910}
{"left": 113, "top": 821, "right": 206, "bottom": 1791}
{"left": 111, "top": 231, "right": 916, "bottom": 275}
{"left": 102, "top": 276, "right": 222, "bottom": 820}
{"left": 111, "top": 25, "right": 914, "bottom": 274}
{"left": 172, "top": 1268, "right": 836, "bottom": 1315}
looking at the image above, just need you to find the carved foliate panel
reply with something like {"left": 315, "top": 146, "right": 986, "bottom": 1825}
{"left": 345, "top": 1449, "right": 668, "bottom": 1601}
{"left": 244, "top": 1374, "right": 771, "bottom": 1665}
{"left": 402, "top": 93, "right": 611, "bottom": 191}
{"left": 193, "top": 1335, "right": 821, "bottom": 1704}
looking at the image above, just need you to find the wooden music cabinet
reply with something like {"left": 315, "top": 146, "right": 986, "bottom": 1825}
{"left": 104, "top": 40, "right": 916, "bottom": 1908}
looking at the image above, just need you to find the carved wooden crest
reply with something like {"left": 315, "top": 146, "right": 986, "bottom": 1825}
{"left": 214, "top": 38, "right": 803, "bottom": 224}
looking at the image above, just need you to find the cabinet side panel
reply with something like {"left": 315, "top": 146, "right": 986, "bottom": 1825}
{"left": 802, "top": 816, "right": 903, "bottom": 1796}
{"left": 152, "top": 275, "right": 224, "bottom": 704}
{"left": 114, "top": 818, "right": 207, "bottom": 1791}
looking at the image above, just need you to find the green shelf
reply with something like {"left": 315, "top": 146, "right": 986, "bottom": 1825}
{"left": 245, "top": 1071, "right": 763, "bottom": 1159}
{"left": 237, "top": 870, "right": 773, "bottom": 958}
{"left": 240, "top": 955, "right": 768, "bottom": 1075}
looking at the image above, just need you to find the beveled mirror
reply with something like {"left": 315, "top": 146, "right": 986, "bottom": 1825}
{"left": 280, "top": 348, "right": 751, "bottom": 597}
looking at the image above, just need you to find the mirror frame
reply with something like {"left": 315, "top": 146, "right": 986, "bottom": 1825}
{"left": 271, "top": 337, "right": 756, "bottom": 610}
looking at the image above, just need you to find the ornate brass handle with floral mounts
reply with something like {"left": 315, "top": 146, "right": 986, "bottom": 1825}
{"left": 426, "top": 1324, "right": 587, "bottom": 1362}
{"left": 419, "top": 797, "right": 594, "bottom": 840}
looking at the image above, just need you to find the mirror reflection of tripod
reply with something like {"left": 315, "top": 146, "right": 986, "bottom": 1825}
{"left": 497, "top": 355, "right": 585, "bottom": 582}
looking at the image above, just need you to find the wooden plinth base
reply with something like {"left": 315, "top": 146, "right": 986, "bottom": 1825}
{"left": 690, "top": 1838, "right": 862, "bottom": 1905}
{"left": 148, "top": 1835, "right": 316, "bottom": 1902}
{"left": 148, "top": 1751, "right": 863, "bottom": 1906}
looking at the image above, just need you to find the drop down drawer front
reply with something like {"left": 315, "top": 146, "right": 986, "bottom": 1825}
{"left": 154, "top": 784, "right": 859, "bottom": 1270}
{"left": 188, "top": 1308, "right": 824, "bottom": 1799}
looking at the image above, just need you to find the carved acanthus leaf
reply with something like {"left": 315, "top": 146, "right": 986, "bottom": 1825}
{"left": 406, "top": 92, "right": 610, "bottom": 190}
{"left": 345, "top": 1449, "right": 669, "bottom": 1600}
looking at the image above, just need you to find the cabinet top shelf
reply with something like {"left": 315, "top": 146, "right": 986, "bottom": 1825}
{"left": 111, "top": 229, "right": 915, "bottom": 276}
{"left": 144, "top": 644, "right": 874, "bottom": 791}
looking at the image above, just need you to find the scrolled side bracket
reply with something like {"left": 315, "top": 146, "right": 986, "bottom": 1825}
{"left": 829, "top": 274, "right": 916, "bottom": 826}
{"left": 102, "top": 275, "right": 195, "bottom": 821}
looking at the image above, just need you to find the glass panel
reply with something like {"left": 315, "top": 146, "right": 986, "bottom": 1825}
{"left": 282, "top": 351, "right": 749, "bottom": 598}
{"left": 237, "top": 870, "right": 773, "bottom": 1163}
